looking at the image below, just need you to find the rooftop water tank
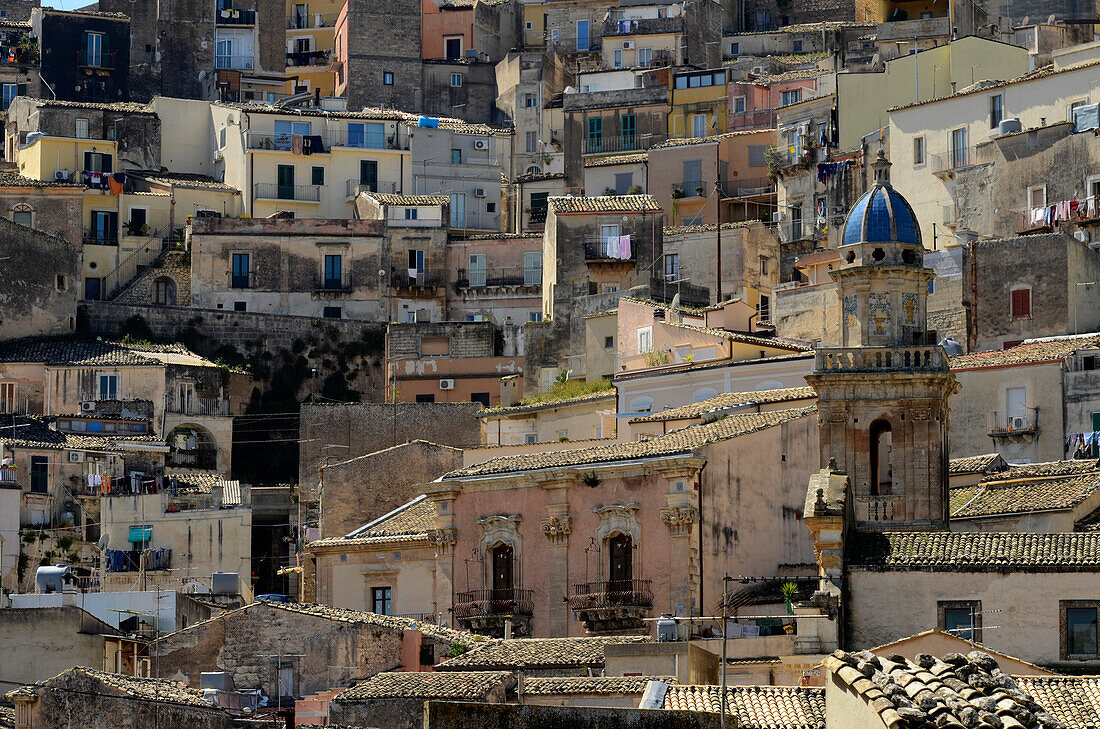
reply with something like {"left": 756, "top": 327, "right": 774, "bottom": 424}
{"left": 211, "top": 572, "right": 239, "bottom": 594}
{"left": 997, "top": 118, "right": 1022, "bottom": 136}
{"left": 35, "top": 564, "right": 71, "bottom": 593}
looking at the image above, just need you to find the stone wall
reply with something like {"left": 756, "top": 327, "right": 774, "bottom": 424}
{"left": 298, "top": 402, "right": 483, "bottom": 504}
{"left": 925, "top": 248, "right": 966, "bottom": 348}
{"left": 0, "top": 607, "right": 109, "bottom": 689}
{"left": 0, "top": 185, "right": 84, "bottom": 246}
{"left": 115, "top": 250, "right": 192, "bottom": 307}
{"left": 345, "top": 0, "right": 422, "bottom": 111}
{"left": 774, "top": 281, "right": 839, "bottom": 346}
{"left": 421, "top": 702, "right": 724, "bottom": 729}
{"left": 319, "top": 440, "right": 463, "bottom": 536}
{"left": 0, "top": 0, "right": 39, "bottom": 22}
{"left": 0, "top": 217, "right": 80, "bottom": 339}
{"left": 388, "top": 321, "right": 497, "bottom": 360}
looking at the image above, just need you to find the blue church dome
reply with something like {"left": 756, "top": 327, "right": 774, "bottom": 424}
{"left": 842, "top": 185, "right": 922, "bottom": 247}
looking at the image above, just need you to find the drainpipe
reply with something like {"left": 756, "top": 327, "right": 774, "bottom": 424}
{"left": 696, "top": 460, "right": 707, "bottom": 620}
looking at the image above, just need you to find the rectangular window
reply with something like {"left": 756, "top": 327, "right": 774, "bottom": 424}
{"left": 234, "top": 301, "right": 246, "bottom": 312}
{"left": 939, "top": 600, "right": 982, "bottom": 642}
{"left": 1, "top": 83, "right": 24, "bottom": 110}
{"left": 0, "top": 382, "right": 15, "bottom": 412}
{"left": 691, "top": 113, "right": 707, "bottom": 138}
{"left": 347, "top": 122, "right": 385, "bottom": 149}
{"left": 276, "top": 164, "right": 295, "bottom": 200}
{"left": 470, "top": 392, "right": 490, "bottom": 406}
{"left": 404, "top": 208, "right": 418, "bottom": 220}
{"left": 98, "top": 373, "right": 119, "bottom": 400}
{"left": 792, "top": 40, "right": 803, "bottom": 52}
{"left": 576, "top": 19, "right": 589, "bottom": 51}
{"left": 444, "top": 36, "right": 462, "bottom": 60}
{"left": 760, "top": 256, "right": 769, "bottom": 275}
{"left": 83, "top": 31, "right": 104, "bottom": 67}
{"left": 664, "top": 253, "right": 679, "bottom": 278}
{"left": 780, "top": 89, "right": 800, "bottom": 106}
{"left": 12, "top": 210, "right": 31, "bottom": 227}
{"left": 682, "top": 159, "right": 702, "bottom": 193}
{"left": 524, "top": 432, "right": 537, "bottom": 444}
{"left": 525, "top": 93, "right": 537, "bottom": 107}
{"left": 468, "top": 253, "right": 486, "bottom": 287}
{"left": 311, "top": 166, "right": 325, "bottom": 186}
{"left": 913, "top": 136, "right": 925, "bottom": 166}
{"left": 613, "top": 48, "right": 622, "bottom": 67}
{"left": 758, "top": 294, "right": 770, "bottom": 320}
{"left": 637, "top": 326, "right": 653, "bottom": 353}
{"left": 451, "top": 148, "right": 462, "bottom": 164}
{"left": 748, "top": 144, "right": 766, "bottom": 167}
{"left": 621, "top": 113, "right": 636, "bottom": 146}
{"left": 526, "top": 130, "right": 537, "bottom": 153}
{"left": 383, "top": 71, "right": 394, "bottom": 85}
{"left": 372, "top": 587, "right": 392, "bottom": 615}
{"left": 323, "top": 306, "right": 341, "bottom": 319}
{"left": 231, "top": 252, "right": 250, "bottom": 289}
{"left": 323, "top": 254, "right": 343, "bottom": 289}
{"left": 638, "top": 47, "right": 651, "bottom": 66}
{"left": 790, "top": 202, "right": 803, "bottom": 240}
{"left": 450, "top": 73, "right": 462, "bottom": 88}
{"left": 604, "top": 335, "right": 614, "bottom": 349}
{"left": 75, "top": 118, "right": 90, "bottom": 139}
{"left": 733, "top": 96, "right": 746, "bottom": 114}
{"left": 614, "top": 172, "right": 632, "bottom": 195}
{"left": 30, "top": 455, "right": 48, "bottom": 494}
{"left": 1028, "top": 186, "right": 1046, "bottom": 210}
{"left": 449, "top": 193, "right": 466, "bottom": 227}
{"left": 523, "top": 250, "right": 542, "bottom": 285}
{"left": 1062, "top": 602, "right": 1099, "bottom": 658}
{"left": 949, "top": 127, "right": 968, "bottom": 168}
{"left": 408, "top": 249, "right": 426, "bottom": 275}
{"left": 989, "top": 94, "right": 1004, "bottom": 129}
{"left": 729, "top": 42, "right": 739, "bottom": 55}
{"left": 529, "top": 311, "right": 543, "bottom": 322}
{"left": 1011, "top": 288, "right": 1031, "bottom": 319}
{"left": 587, "top": 116, "right": 603, "bottom": 152}
{"left": 359, "top": 160, "right": 378, "bottom": 190}
{"left": 415, "top": 393, "right": 435, "bottom": 402}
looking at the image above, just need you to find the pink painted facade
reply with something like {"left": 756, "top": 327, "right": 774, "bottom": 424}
{"left": 422, "top": 0, "right": 474, "bottom": 60}
{"left": 445, "top": 234, "right": 544, "bottom": 324}
{"left": 332, "top": 0, "right": 350, "bottom": 97}
{"left": 728, "top": 76, "right": 825, "bottom": 114}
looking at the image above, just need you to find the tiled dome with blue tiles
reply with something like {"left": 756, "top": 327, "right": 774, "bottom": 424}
{"left": 842, "top": 150, "right": 922, "bottom": 247}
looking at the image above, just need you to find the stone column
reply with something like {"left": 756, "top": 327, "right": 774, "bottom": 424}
{"left": 540, "top": 482, "right": 572, "bottom": 637}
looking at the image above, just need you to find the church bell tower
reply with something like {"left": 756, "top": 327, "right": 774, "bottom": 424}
{"left": 806, "top": 151, "right": 958, "bottom": 530}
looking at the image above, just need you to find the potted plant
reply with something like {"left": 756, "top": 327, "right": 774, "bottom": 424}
{"left": 672, "top": 186, "right": 684, "bottom": 199}
{"left": 125, "top": 220, "right": 149, "bottom": 236}
{"left": 695, "top": 185, "right": 705, "bottom": 197}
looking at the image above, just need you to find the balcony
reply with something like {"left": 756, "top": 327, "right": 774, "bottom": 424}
{"left": 456, "top": 266, "right": 541, "bottom": 290}
{"left": 216, "top": 8, "right": 256, "bottom": 25}
{"left": 728, "top": 109, "right": 777, "bottom": 131}
{"left": 602, "top": 16, "right": 683, "bottom": 36}
{"left": 815, "top": 346, "right": 948, "bottom": 373}
{"left": 83, "top": 231, "right": 119, "bottom": 246}
{"left": 314, "top": 274, "right": 353, "bottom": 296}
{"left": 585, "top": 237, "right": 637, "bottom": 263}
{"left": 345, "top": 178, "right": 400, "bottom": 198}
{"left": 988, "top": 411, "right": 1038, "bottom": 439}
{"left": 718, "top": 177, "right": 776, "bottom": 199}
{"left": 391, "top": 270, "right": 444, "bottom": 289}
{"left": 853, "top": 494, "right": 907, "bottom": 525}
{"left": 450, "top": 211, "right": 500, "bottom": 232}
{"left": 168, "top": 448, "right": 218, "bottom": 469}
{"left": 0, "top": 466, "right": 16, "bottom": 483}
{"left": 286, "top": 49, "right": 331, "bottom": 67}
{"left": 582, "top": 132, "right": 665, "bottom": 155}
{"left": 77, "top": 50, "right": 117, "bottom": 70}
{"left": 930, "top": 147, "right": 976, "bottom": 178}
{"left": 105, "top": 547, "right": 172, "bottom": 572}
{"left": 247, "top": 129, "right": 409, "bottom": 152}
{"left": 453, "top": 588, "right": 534, "bottom": 637}
{"left": 215, "top": 54, "right": 254, "bottom": 70}
{"left": 567, "top": 579, "right": 652, "bottom": 633}
{"left": 287, "top": 11, "right": 339, "bottom": 28}
{"left": 253, "top": 183, "right": 321, "bottom": 202}
{"left": 671, "top": 181, "right": 709, "bottom": 199}
{"left": 166, "top": 395, "right": 229, "bottom": 417}
{"left": 527, "top": 207, "right": 547, "bottom": 225}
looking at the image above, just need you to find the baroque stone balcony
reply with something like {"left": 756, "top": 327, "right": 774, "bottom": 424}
{"left": 567, "top": 579, "right": 652, "bottom": 634}
{"left": 815, "top": 346, "right": 948, "bottom": 373}
{"left": 453, "top": 588, "right": 534, "bottom": 637}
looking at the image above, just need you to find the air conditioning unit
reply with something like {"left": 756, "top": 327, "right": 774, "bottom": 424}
{"left": 81, "top": 401, "right": 96, "bottom": 412}
{"left": 751, "top": 65, "right": 766, "bottom": 76}
{"left": 54, "top": 169, "right": 69, "bottom": 180}
{"left": 213, "top": 148, "right": 224, "bottom": 161}
{"left": 68, "top": 451, "right": 84, "bottom": 463}
{"left": 439, "top": 378, "right": 455, "bottom": 390}
{"left": 622, "top": 40, "right": 635, "bottom": 49}
{"left": 1009, "top": 416, "right": 1027, "bottom": 429}
{"left": 473, "top": 139, "right": 489, "bottom": 150}
{"left": 771, "top": 211, "right": 784, "bottom": 223}
{"left": 1074, "top": 230, "right": 1091, "bottom": 243}
{"left": 474, "top": 187, "right": 486, "bottom": 198}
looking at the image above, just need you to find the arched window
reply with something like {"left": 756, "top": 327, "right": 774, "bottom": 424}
{"left": 692, "top": 387, "right": 718, "bottom": 402}
{"left": 870, "top": 419, "right": 893, "bottom": 495}
{"left": 608, "top": 534, "right": 633, "bottom": 596}
{"left": 11, "top": 203, "right": 32, "bottom": 228}
{"left": 153, "top": 276, "right": 177, "bottom": 306}
{"left": 628, "top": 395, "right": 653, "bottom": 413}
{"left": 489, "top": 543, "right": 514, "bottom": 610}
{"left": 525, "top": 165, "right": 541, "bottom": 175}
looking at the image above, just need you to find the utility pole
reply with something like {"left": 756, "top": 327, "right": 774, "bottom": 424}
{"left": 714, "top": 178, "right": 723, "bottom": 303}
{"left": 719, "top": 573, "right": 731, "bottom": 729}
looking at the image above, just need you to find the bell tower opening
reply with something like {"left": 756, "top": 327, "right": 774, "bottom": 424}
{"left": 869, "top": 419, "right": 893, "bottom": 495}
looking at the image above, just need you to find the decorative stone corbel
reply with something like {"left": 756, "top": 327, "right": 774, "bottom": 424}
{"left": 540, "top": 515, "right": 572, "bottom": 545}
{"left": 659, "top": 505, "right": 698, "bottom": 537}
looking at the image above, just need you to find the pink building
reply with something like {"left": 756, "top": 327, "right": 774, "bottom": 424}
{"left": 727, "top": 69, "right": 831, "bottom": 130}
{"left": 445, "top": 233, "right": 544, "bottom": 324}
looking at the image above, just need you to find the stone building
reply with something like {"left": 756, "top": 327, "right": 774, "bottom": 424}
{"left": 0, "top": 20, "right": 41, "bottom": 109}
{"left": 562, "top": 86, "right": 668, "bottom": 189}
{"left": 31, "top": 8, "right": 131, "bottom": 104}
{"left": 0, "top": 606, "right": 122, "bottom": 690}
{"left": 445, "top": 232, "right": 544, "bottom": 325}
{"left": 151, "top": 600, "right": 479, "bottom": 700}
{"left": 333, "top": 0, "right": 422, "bottom": 111}
{"left": 330, "top": 671, "right": 515, "bottom": 729}
{"left": 494, "top": 52, "right": 569, "bottom": 179}
{"left": 478, "top": 390, "right": 617, "bottom": 445}
{"left": 0, "top": 217, "right": 80, "bottom": 339}
{"left": 662, "top": 221, "right": 779, "bottom": 315}
{"left": 318, "top": 440, "right": 463, "bottom": 538}
{"left": 5, "top": 667, "right": 229, "bottom": 729}
{"left": 0, "top": 0, "right": 39, "bottom": 23}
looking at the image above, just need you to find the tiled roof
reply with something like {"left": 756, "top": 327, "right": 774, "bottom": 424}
{"left": 1014, "top": 676, "right": 1100, "bottom": 729}
{"left": 584, "top": 153, "right": 647, "bottom": 168}
{"left": 479, "top": 390, "right": 615, "bottom": 416}
{"left": 437, "top": 636, "right": 649, "bottom": 669}
{"left": 0, "top": 336, "right": 215, "bottom": 367}
{"left": 158, "top": 600, "right": 482, "bottom": 647}
{"left": 950, "top": 468, "right": 1100, "bottom": 519}
{"left": 0, "top": 706, "right": 13, "bottom": 729}
{"left": 444, "top": 407, "right": 815, "bottom": 478}
{"left": 0, "top": 415, "right": 164, "bottom": 453}
{"left": 548, "top": 194, "right": 661, "bottom": 214}
{"left": 651, "top": 130, "right": 771, "bottom": 149}
{"left": 0, "top": 171, "right": 84, "bottom": 188}
{"left": 522, "top": 676, "right": 670, "bottom": 695}
{"left": 514, "top": 171, "right": 566, "bottom": 182}
{"left": 744, "top": 68, "right": 830, "bottom": 85}
{"left": 30, "top": 99, "right": 147, "bottom": 112}
{"left": 664, "top": 221, "right": 757, "bottom": 235}
{"left": 663, "top": 322, "right": 811, "bottom": 351}
{"left": 949, "top": 453, "right": 1007, "bottom": 476}
{"left": 950, "top": 334, "right": 1100, "bottom": 369}
{"left": 139, "top": 173, "right": 241, "bottom": 192}
{"left": 335, "top": 671, "right": 513, "bottom": 701}
{"left": 310, "top": 496, "right": 436, "bottom": 547}
{"left": 613, "top": 350, "right": 814, "bottom": 381}
{"left": 985, "top": 459, "right": 1100, "bottom": 479}
{"left": 824, "top": 649, "right": 1065, "bottom": 729}
{"left": 3, "top": 667, "right": 211, "bottom": 708}
{"left": 618, "top": 296, "right": 710, "bottom": 317}
{"left": 360, "top": 192, "right": 449, "bottom": 206}
{"left": 166, "top": 470, "right": 223, "bottom": 494}
{"left": 849, "top": 531, "right": 1100, "bottom": 571}
{"left": 630, "top": 386, "right": 817, "bottom": 422}
{"left": 221, "top": 102, "right": 510, "bottom": 135}
{"left": 662, "top": 684, "right": 826, "bottom": 729}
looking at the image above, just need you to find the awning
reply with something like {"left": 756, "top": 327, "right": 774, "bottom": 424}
{"left": 128, "top": 526, "right": 152, "bottom": 543}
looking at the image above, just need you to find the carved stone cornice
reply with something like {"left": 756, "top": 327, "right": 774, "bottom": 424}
{"left": 427, "top": 527, "right": 458, "bottom": 553}
{"left": 659, "top": 505, "right": 698, "bottom": 537}
{"left": 540, "top": 515, "right": 572, "bottom": 546}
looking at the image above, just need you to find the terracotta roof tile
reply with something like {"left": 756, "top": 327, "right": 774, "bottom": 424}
{"left": 949, "top": 453, "right": 1008, "bottom": 475}
{"left": 548, "top": 195, "right": 661, "bottom": 214}
{"left": 0, "top": 171, "right": 84, "bottom": 188}
{"left": 3, "top": 667, "right": 211, "bottom": 708}
{"left": 479, "top": 390, "right": 615, "bottom": 416}
{"left": 951, "top": 334, "right": 1100, "bottom": 369}
{"left": 514, "top": 171, "right": 566, "bottom": 182}
{"left": 0, "top": 336, "right": 216, "bottom": 367}
{"left": 359, "top": 192, "right": 449, "bottom": 206}
{"left": 522, "top": 676, "right": 670, "bottom": 695}
{"left": 662, "top": 322, "right": 810, "bottom": 351}
{"left": 138, "top": 173, "right": 241, "bottom": 192}
{"left": 437, "top": 636, "right": 649, "bottom": 669}
{"left": 613, "top": 350, "right": 815, "bottom": 382}
{"left": 1014, "top": 676, "right": 1100, "bottom": 728}
{"left": 444, "top": 407, "right": 815, "bottom": 478}
{"left": 310, "top": 496, "right": 437, "bottom": 547}
{"left": 630, "top": 386, "right": 816, "bottom": 423}
{"left": 661, "top": 684, "right": 825, "bottom": 729}
{"left": 334, "top": 671, "right": 513, "bottom": 701}
{"left": 849, "top": 531, "right": 1100, "bottom": 571}
{"left": 950, "top": 466, "right": 1100, "bottom": 519}
{"left": 0, "top": 706, "right": 13, "bottom": 729}
{"left": 0, "top": 414, "right": 164, "bottom": 453}
{"left": 584, "top": 153, "right": 647, "bottom": 168}
{"left": 663, "top": 221, "right": 757, "bottom": 235}
{"left": 825, "top": 649, "right": 1066, "bottom": 729}
{"left": 651, "top": 130, "right": 773, "bottom": 149}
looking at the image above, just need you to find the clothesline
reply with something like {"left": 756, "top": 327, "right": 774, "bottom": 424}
{"left": 602, "top": 234, "right": 632, "bottom": 260}
{"left": 1029, "top": 195, "right": 1098, "bottom": 227}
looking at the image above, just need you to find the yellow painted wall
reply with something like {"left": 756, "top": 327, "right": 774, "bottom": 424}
{"left": 16, "top": 137, "right": 118, "bottom": 181}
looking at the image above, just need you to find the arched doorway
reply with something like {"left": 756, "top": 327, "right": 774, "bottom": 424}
{"left": 870, "top": 419, "right": 893, "bottom": 495}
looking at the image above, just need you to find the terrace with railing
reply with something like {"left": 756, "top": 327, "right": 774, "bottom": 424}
{"left": 931, "top": 147, "right": 977, "bottom": 177}
{"left": 567, "top": 579, "right": 653, "bottom": 633}
{"left": 166, "top": 394, "right": 230, "bottom": 417}
{"left": 582, "top": 132, "right": 665, "bottom": 155}
{"left": 815, "top": 346, "right": 948, "bottom": 372}
{"left": 287, "top": 11, "right": 339, "bottom": 28}
{"left": 456, "top": 265, "right": 542, "bottom": 289}
{"left": 253, "top": 183, "right": 321, "bottom": 202}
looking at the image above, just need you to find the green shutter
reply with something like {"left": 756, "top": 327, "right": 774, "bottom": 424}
{"left": 128, "top": 526, "right": 152, "bottom": 542}
{"left": 16, "top": 84, "right": 26, "bottom": 96}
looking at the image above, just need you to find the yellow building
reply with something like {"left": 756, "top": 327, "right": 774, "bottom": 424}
{"left": 835, "top": 35, "right": 1030, "bottom": 149}
{"left": 285, "top": 0, "right": 343, "bottom": 96}
{"left": 212, "top": 102, "right": 414, "bottom": 218}
{"left": 668, "top": 67, "right": 729, "bottom": 139}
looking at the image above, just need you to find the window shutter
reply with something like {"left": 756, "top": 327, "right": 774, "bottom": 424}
{"left": 16, "top": 83, "right": 25, "bottom": 96}
{"left": 101, "top": 33, "right": 110, "bottom": 54}
{"left": 1012, "top": 289, "right": 1030, "bottom": 318}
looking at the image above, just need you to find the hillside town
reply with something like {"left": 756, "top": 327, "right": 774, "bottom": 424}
{"left": 1, "top": 0, "right": 1100, "bottom": 724}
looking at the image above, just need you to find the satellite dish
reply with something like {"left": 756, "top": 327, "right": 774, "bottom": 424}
{"left": 670, "top": 293, "right": 681, "bottom": 310}
{"left": 96, "top": 534, "right": 110, "bottom": 551}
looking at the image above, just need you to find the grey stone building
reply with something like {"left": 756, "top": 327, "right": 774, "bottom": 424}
{"left": 562, "top": 86, "right": 668, "bottom": 189}
{"left": 0, "top": 0, "right": 39, "bottom": 23}
{"left": 421, "top": 60, "right": 500, "bottom": 124}
{"left": 0, "top": 215, "right": 80, "bottom": 339}
{"left": 340, "top": 0, "right": 422, "bottom": 111}
{"left": 31, "top": 8, "right": 131, "bottom": 104}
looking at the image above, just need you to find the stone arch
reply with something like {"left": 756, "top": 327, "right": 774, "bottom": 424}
{"left": 167, "top": 423, "right": 217, "bottom": 469}
{"left": 476, "top": 514, "right": 522, "bottom": 590}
